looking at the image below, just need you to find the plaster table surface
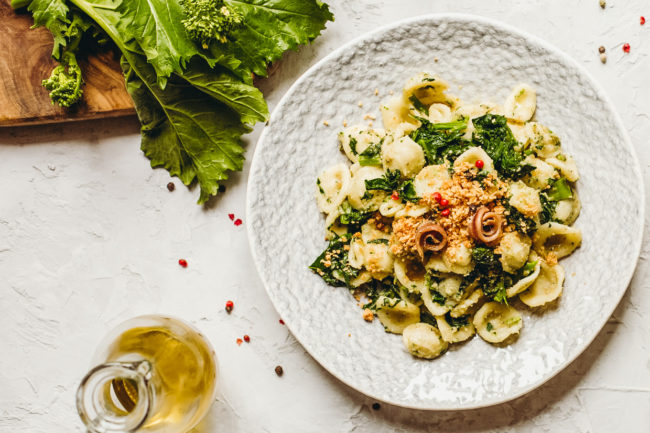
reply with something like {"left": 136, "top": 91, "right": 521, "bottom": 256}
{"left": 1, "top": 1, "right": 649, "bottom": 432}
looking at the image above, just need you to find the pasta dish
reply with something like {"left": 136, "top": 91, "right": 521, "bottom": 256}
{"left": 310, "top": 73, "right": 582, "bottom": 359}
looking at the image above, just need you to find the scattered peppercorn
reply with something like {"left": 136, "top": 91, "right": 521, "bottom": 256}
{"left": 441, "top": 208, "right": 451, "bottom": 217}
{"left": 475, "top": 159, "right": 484, "bottom": 169}
{"left": 178, "top": 259, "right": 188, "bottom": 268}
{"left": 598, "top": 46, "right": 605, "bottom": 54}
{"left": 236, "top": 338, "right": 243, "bottom": 346}
{"left": 641, "top": 16, "right": 646, "bottom": 25}
{"left": 228, "top": 213, "right": 235, "bottom": 220}
{"left": 225, "top": 300, "right": 234, "bottom": 313}
{"left": 599, "top": 53, "right": 607, "bottom": 63}
{"left": 218, "top": 184, "right": 227, "bottom": 193}
{"left": 623, "top": 43, "right": 631, "bottom": 53}
{"left": 439, "top": 198, "right": 449, "bottom": 207}
{"left": 274, "top": 365, "right": 284, "bottom": 376}
{"left": 599, "top": 0, "right": 605, "bottom": 9}
{"left": 243, "top": 334, "right": 250, "bottom": 342}
{"left": 234, "top": 218, "right": 243, "bottom": 226}
{"left": 372, "top": 403, "right": 381, "bottom": 410}
{"left": 279, "top": 319, "right": 285, "bottom": 325}
{"left": 166, "top": 182, "right": 175, "bottom": 191}
{"left": 432, "top": 192, "right": 442, "bottom": 203}
{"left": 391, "top": 191, "right": 399, "bottom": 201}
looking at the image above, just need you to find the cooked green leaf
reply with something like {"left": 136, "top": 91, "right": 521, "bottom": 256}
{"left": 472, "top": 114, "right": 534, "bottom": 179}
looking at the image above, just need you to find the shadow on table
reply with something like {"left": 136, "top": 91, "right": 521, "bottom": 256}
{"left": 0, "top": 115, "right": 141, "bottom": 145}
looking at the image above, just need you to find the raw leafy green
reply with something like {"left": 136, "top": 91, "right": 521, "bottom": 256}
{"left": 472, "top": 114, "right": 534, "bottom": 179}
{"left": 16, "top": 0, "right": 332, "bottom": 203}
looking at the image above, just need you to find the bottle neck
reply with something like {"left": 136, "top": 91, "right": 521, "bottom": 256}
{"left": 76, "top": 361, "right": 152, "bottom": 433}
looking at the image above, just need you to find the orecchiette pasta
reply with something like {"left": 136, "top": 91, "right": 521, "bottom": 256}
{"left": 347, "top": 166, "right": 386, "bottom": 210}
{"left": 504, "top": 84, "right": 537, "bottom": 122}
{"left": 473, "top": 302, "right": 523, "bottom": 344}
{"left": 311, "top": 74, "right": 581, "bottom": 361}
{"left": 402, "top": 322, "right": 448, "bottom": 359}
{"left": 498, "top": 232, "right": 532, "bottom": 274}
{"left": 381, "top": 135, "right": 426, "bottom": 178}
{"left": 316, "top": 163, "right": 351, "bottom": 214}
{"left": 532, "top": 222, "right": 582, "bottom": 260}
{"left": 519, "top": 261, "right": 565, "bottom": 307}
{"left": 375, "top": 297, "right": 421, "bottom": 334}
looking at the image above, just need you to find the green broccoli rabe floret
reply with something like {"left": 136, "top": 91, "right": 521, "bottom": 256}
{"left": 180, "top": 0, "right": 243, "bottom": 49}
{"left": 42, "top": 53, "right": 83, "bottom": 108}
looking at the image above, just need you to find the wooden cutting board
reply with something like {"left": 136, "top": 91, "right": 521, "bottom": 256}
{"left": 0, "top": 1, "right": 135, "bottom": 126}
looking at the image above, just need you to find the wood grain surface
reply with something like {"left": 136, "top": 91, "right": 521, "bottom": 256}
{"left": 0, "top": 1, "right": 135, "bottom": 126}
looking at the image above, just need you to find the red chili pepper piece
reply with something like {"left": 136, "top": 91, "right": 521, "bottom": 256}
{"left": 432, "top": 192, "right": 442, "bottom": 203}
{"left": 439, "top": 198, "right": 449, "bottom": 207}
{"left": 228, "top": 213, "right": 235, "bottom": 220}
{"left": 178, "top": 259, "right": 188, "bottom": 268}
{"left": 623, "top": 43, "right": 631, "bottom": 53}
{"left": 641, "top": 16, "right": 646, "bottom": 25}
{"left": 225, "top": 300, "right": 234, "bottom": 313}
{"left": 243, "top": 334, "right": 250, "bottom": 343}
{"left": 475, "top": 159, "right": 484, "bottom": 169}
{"left": 391, "top": 191, "right": 399, "bottom": 201}
{"left": 234, "top": 218, "right": 243, "bottom": 226}
{"left": 441, "top": 208, "right": 450, "bottom": 217}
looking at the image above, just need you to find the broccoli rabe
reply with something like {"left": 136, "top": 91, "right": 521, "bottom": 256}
{"left": 180, "top": 0, "right": 243, "bottom": 48}
{"left": 42, "top": 52, "right": 83, "bottom": 108}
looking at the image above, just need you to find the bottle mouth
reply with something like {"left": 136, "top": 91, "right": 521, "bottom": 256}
{"left": 76, "top": 361, "right": 152, "bottom": 433}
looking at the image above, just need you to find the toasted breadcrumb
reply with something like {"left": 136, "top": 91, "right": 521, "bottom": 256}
{"left": 323, "top": 120, "right": 330, "bottom": 126}
{"left": 362, "top": 309, "right": 374, "bottom": 322}
{"left": 390, "top": 163, "right": 509, "bottom": 257}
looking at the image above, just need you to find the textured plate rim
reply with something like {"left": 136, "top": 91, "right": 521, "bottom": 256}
{"left": 246, "top": 13, "right": 645, "bottom": 410}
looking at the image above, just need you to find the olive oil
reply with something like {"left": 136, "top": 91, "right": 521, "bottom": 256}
{"left": 78, "top": 316, "right": 217, "bottom": 433}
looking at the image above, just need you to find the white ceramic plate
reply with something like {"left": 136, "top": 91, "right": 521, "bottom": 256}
{"left": 246, "top": 14, "right": 644, "bottom": 409}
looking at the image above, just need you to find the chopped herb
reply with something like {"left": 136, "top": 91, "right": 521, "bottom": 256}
{"left": 358, "top": 141, "right": 382, "bottom": 166}
{"left": 316, "top": 178, "right": 325, "bottom": 194}
{"left": 367, "top": 238, "right": 389, "bottom": 245}
{"left": 361, "top": 190, "right": 373, "bottom": 201}
{"left": 349, "top": 137, "right": 358, "bottom": 155}
{"left": 505, "top": 316, "right": 521, "bottom": 327}
{"left": 309, "top": 235, "right": 359, "bottom": 288}
{"left": 486, "top": 322, "right": 494, "bottom": 332}
{"left": 472, "top": 114, "right": 534, "bottom": 179}
{"left": 422, "top": 77, "right": 436, "bottom": 82}
{"left": 410, "top": 117, "right": 471, "bottom": 165}
{"left": 409, "top": 94, "right": 429, "bottom": 115}
{"left": 556, "top": 153, "right": 567, "bottom": 161}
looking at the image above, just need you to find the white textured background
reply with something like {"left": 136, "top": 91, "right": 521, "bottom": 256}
{"left": 0, "top": 1, "right": 649, "bottom": 432}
